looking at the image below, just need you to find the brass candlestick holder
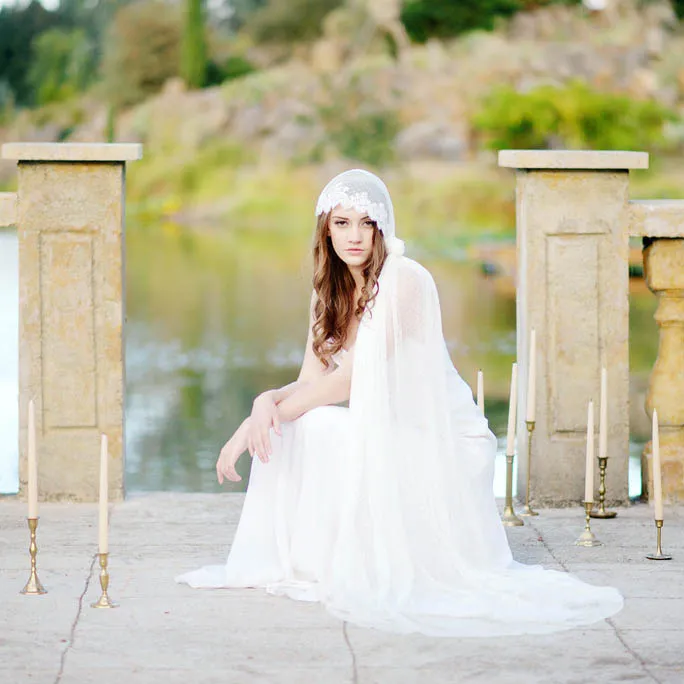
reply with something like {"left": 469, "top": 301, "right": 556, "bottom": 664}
{"left": 19, "top": 518, "right": 47, "bottom": 595}
{"left": 646, "top": 520, "right": 672, "bottom": 561}
{"left": 20, "top": 517, "right": 47, "bottom": 595}
{"left": 575, "top": 501, "right": 603, "bottom": 547}
{"left": 91, "top": 552, "right": 118, "bottom": 608}
{"left": 590, "top": 456, "right": 617, "bottom": 519}
{"left": 520, "top": 421, "right": 539, "bottom": 517}
{"left": 502, "top": 451, "right": 524, "bottom": 527}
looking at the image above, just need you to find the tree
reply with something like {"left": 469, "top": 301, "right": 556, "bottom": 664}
{"left": 0, "top": 1, "right": 58, "bottom": 107}
{"left": 101, "top": 1, "right": 182, "bottom": 109}
{"left": 400, "top": 0, "right": 582, "bottom": 43}
{"left": 27, "top": 27, "right": 92, "bottom": 106}
{"left": 245, "top": 0, "right": 343, "bottom": 43}
{"left": 181, "top": 0, "right": 209, "bottom": 88}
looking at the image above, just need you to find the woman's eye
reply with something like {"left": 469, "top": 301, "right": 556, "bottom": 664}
{"left": 334, "top": 220, "right": 347, "bottom": 226}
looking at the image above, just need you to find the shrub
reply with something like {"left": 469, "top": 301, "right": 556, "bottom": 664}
{"left": 244, "top": 0, "right": 343, "bottom": 44}
{"left": 473, "top": 81, "right": 679, "bottom": 151}
{"left": 401, "top": 0, "right": 582, "bottom": 43}
{"left": 100, "top": 1, "right": 182, "bottom": 109}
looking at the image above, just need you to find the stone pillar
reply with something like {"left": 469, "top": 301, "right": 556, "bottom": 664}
{"left": 642, "top": 238, "right": 684, "bottom": 503}
{"left": 1, "top": 142, "right": 142, "bottom": 502}
{"left": 498, "top": 150, "right": 648, "bottom": 507}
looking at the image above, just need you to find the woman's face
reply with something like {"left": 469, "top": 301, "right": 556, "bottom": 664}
{"left": 327, "top": 205, "right": 376, "bottom": 268}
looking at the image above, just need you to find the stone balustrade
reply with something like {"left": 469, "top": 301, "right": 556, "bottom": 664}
{"left": 1, "top": 142, "right": 680, "bottom": 505}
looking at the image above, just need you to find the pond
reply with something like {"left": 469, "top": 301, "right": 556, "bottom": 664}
{"left": 0, "top": 224, "right": 655, "bottom": 498}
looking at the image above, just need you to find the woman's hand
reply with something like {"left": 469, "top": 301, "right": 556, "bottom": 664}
{"left": 247, "top": 391, "right": 282, "bottom": 463}
{"left": 216, "top": 418, "right": 250, "bottom": 484}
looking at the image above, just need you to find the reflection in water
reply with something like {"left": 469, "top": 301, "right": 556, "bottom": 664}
{"left": 0, "top": 224, "right": 656, "bottom": 497}
{"left": 124, "top": 223, "right": 654, "bottom": 498}
{"left": 0, "top": 230, "right": 18, "bottom": 493}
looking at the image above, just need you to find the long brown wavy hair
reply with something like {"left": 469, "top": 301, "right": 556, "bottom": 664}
{"left": 311, "top": 210, "right": 387, "bottom": 368}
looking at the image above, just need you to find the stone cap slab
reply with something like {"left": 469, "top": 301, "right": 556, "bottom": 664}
{"left": 498, "top": 150, "right": 648, "bottom": 170}
{"left": 0, "top": 192, "right": 17, "bottom": 227}
{"left": 1, "top": 142, "right": 143, "bottom": 162}
{"left": 629, "top": 199, "right": 684, "bottom": 238}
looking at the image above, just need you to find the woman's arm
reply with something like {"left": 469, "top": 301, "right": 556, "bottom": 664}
{"left": 248, "top": 288, "right": 336, "bottom": 460}
{"left": 277, "top": 348, "right": 354, "bottom": 423}
{"left": 257, "top": 289, "right": 332, "bottom": 405}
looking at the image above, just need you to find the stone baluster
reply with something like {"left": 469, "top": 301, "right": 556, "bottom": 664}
{"left": 641, "top": 237, "right": 684, "bottom": 502}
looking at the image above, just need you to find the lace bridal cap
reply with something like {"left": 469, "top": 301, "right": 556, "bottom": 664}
{"left": 315, "top": 169, "right": 406, "bottom": 256}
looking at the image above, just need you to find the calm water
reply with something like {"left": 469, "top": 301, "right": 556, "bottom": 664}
{"left": 0, "top": 224, "right": 655, "bottom": 497}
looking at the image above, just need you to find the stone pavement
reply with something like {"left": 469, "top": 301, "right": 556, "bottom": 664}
{"left": 1, "top": 493, "right": 683, "bottom": 684}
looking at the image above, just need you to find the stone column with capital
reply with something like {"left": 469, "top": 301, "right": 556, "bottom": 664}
{"left": 498, "top": 150, "right": 648, "bottom": 506}
{"left": 1, "top": 142, "right": 142, "bottom": 503}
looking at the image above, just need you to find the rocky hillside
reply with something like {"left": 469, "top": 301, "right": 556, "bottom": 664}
{"left": 1, "top": 0, "right": 682, "bottom": 233}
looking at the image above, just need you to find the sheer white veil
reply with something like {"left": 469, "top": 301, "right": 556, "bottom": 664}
{"left": 315, "top": 168, "right": 405, "bottom": 256}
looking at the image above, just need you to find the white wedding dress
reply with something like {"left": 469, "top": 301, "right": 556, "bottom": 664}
{"left": 177, "top": 169, "right": 622, "bottom": 637}
{"left": 176, "top": 286, "right": 623, "bottom": 636}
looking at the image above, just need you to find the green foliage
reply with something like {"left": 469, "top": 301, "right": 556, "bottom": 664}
{"left": 0, "top": 1, "right": 58, "bottom": 106}
{"left": 27, "top": 28, "right": 92, "bottom": 106}
{"left": 473, "top": 81, "right": 679, "bottom": 151}
{"left": 206, "top": 55, "right": 257, "bottom": 86}
{"left": 101, "top": 1, "right": 182, "bottom": 109}
{"left": 323, "top": 109, "right": 400, "bottom": 167}
{"left": 181, "top": 0, "right": 208, "bottom": 89}
{"left": 245, "top": 0, "right": 343, "bottom": 44}
{"left": 401, "top": 0, "right": 582, "bottom": 43}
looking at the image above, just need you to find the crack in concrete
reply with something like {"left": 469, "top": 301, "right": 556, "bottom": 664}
{"left": 54, "top": 553, "right": 97, "bottom": 684}
{"left": 526, "top": 518, "right": 661, "bottom": 684}
{"left": 343, "top": 621, "right": 359, "bottom": 684}
{"left": 55, "top": 554, "right": 98, "bottom": 684}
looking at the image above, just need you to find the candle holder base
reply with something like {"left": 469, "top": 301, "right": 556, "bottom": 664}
{"left": 519, "top": 504, "right": 539, "bottom": 517}
{"left": 501, "top": 507, "right": 525, "bottom": 527}
{"left": 20, "top": 570, "right": 47, "bottom": 595}
{"left": 646, "top": 520, "right": 672, "bottom": 561}
{"left": 589, "top": 509, "right": 618, "bottom": 519}
{"left": 91, "top": 593, "right": 119, "bottom": 609}
{"left": 574, "top": 530, "right": 603, "bottom": 547}
{"left": 575, "top": 502, "right": 603, "bottom": 547}
{"left": 90, "top": 553, "right": 118, "bottom": 609}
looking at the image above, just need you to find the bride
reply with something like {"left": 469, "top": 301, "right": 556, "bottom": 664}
{"left": 176, "top": 169, "right": 623, "bottom": 637}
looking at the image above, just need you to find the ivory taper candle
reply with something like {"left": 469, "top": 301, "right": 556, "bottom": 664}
{"left": 27, "top": 399, "right": 37, "bottom": 518}
{"left": 99, "top": 434, "right": 109, "bottom": 554}
{"left": 477, "top": 370, "right": 484, "bottom": 412}
{"left": 585, "top": 401, "right": 594, "bottom": 503}
{"left": 506, "top": 363, "right": 518, "bottom": 456}
{"left": 599, "top": 367, "right": 607, "bottom": 460}
{"left": 652, "top": 409, "right": 663, "bottom": 520}
{"left": 526, "top": 329, "right": 536, "bottom": 423}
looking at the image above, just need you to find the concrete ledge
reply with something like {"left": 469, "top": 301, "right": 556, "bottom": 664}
{"left": 1, "top": 142, "right": 143, "bottom": 162}
{"left": 628, "top": 199, "right": 684, "bottom": 238}
{"left": 498, "top": 150, "right": 649, "bottom": 170}
{"left": 0, "top": 192, "right": 16, "bottom": 227}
